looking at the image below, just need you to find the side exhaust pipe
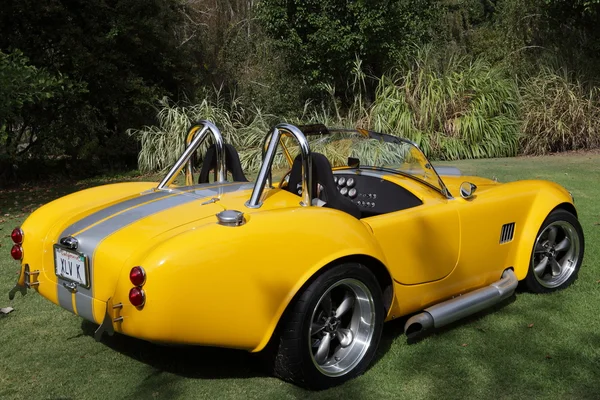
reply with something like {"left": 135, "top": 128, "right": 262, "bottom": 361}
{"left": 404, "top": 269, "right": 518, "bottom": 338}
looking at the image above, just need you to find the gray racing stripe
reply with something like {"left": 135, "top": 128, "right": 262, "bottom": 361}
{"left": 77, "top": 193, "right": 202, "bottom": 250}
{"left": 73, "top": 193, "right": 201, "bottom": 322}
{"left": 190, "top": 183, "right": 254, "bottom": 198}
{"left": 56, "top": 189, "right": 169, "bottom": 316}
{"left": 63, "top": 190, "right": 172, "bottom": 236}
{"left": 53, "top": 243, "right": 76, "bottom": 313}
{"left": 57, "top": 281, "right": 75, "bottom": 313}
{"left": 75, "top": 293, "right": 94, "bottom": 322}
{"left": 64, "top": 181, "right": 252, "bottom": 322}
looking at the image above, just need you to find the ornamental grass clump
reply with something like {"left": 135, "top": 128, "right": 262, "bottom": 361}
{"left": 134, "top": 49, "right": 600, "bottom": 174}
{"left": 370, "top": 47, "right": 520, "bottom": 160}
{"left": 520, "top": 68, "right": 600, "bottom": 155}
{"left": 129, "top": 92, "right": 274, "bottom": 173}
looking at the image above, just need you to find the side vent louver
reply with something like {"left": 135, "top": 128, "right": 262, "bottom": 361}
{"left": 500, "top": 223, "right": 515, "bottom": 244}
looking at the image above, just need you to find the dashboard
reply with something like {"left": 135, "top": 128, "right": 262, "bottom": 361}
{"left": 332, "top": 170, "right": 422, "bottom": 216}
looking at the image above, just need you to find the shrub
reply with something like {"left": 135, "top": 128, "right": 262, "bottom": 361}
{"left": 128, "top": 92, "right": 276, "bottom": 174}
{"left": 370, "top": 47, "right": 520, "bottom": 160}
{"left": 257, "top": 0, "right": 440, "bottom": 101}
{"left": 520, "top": 68, "right": 600, "bottom": 154}
{"left": 132, "top": 49, "right": 600, "bottom": 175}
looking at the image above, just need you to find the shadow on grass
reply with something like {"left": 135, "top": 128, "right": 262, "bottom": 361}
{"left": 80, "top": 320, "right": 269, "bottom": 380}
{"left": 374, "top": 295, "right": 517, "bottom": 362}
{"left": 371, "top": 292, "right": 600, "bottom": 400}
{"left": 79, "top": 289, "right": 599, "bottom": 399}
{"left": 81, "top": 296, "right": 517, "bottom": 382}
{"left": 0, "top": 174, "right": 148, "bottom": 217}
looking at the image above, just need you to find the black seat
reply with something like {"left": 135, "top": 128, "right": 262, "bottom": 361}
{"left": 287, "top": 153, "right": 361, "bottom": 219}
{"left": 199, "top": 144, "right": 248, "bottom": 183}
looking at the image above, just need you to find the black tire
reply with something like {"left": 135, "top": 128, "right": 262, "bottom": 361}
{"left": 272, "top": 263, "right": 384, "bottom": 389}
{"left": 524, "top": 209, "right": 584, "bottom": 293}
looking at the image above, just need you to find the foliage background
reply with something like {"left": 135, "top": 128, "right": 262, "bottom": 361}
{"left": 2, "top": 0, "right": 600, "bottom": 182}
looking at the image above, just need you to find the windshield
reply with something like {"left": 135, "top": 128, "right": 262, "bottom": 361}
{"left": 159, "top": 122, "right": 451, "bottom": 198}
{"left": 281, "top": 128, "right": 451, "bottom": 197}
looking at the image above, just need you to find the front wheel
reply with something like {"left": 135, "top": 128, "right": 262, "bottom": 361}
{"left": 525, "top": 209, "right": 584, "bottom": 293}
{"left": 273, "top": 263, "right": 384, "bottom": 389}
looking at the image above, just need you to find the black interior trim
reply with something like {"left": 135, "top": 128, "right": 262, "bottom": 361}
{"left": 333, "top": 171, "right": 422, "bottom": 216}
{"left": 199, "top": 144, "right": 248, "bottom": 183}
{"left": 287, "top": 153, "right": 361, "bottom": 219}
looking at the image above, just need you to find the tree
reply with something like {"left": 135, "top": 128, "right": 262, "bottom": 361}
{"left": 0, "top": 50, "right": 73, "bottom": 181}
{"left": 0, "top": 0, "right": 202, "bottom": 180}
{"left": 257, "top": 0, "right": 440, "bottom": 101}
{"left": 0, "top": 50, "right": 63, "bottom": 128}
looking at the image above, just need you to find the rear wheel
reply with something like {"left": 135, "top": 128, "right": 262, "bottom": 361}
{"left": 525, "top": 209, "right": 584, "bottom": 293}
{"left": 273, "top": 263, "right": 384, "bottom": 389}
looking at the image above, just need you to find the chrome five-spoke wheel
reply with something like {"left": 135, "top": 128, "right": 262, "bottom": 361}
{"left": 526, "top": 209, "right": 584, "bottom": 293}
{"left": 309, "top": 278, "right": 376, "bottom": 377}
{"left": 532, "top": 221, "right": 580, "bottom": 288}
{"left": 272, "top": 263, "right": 384, "bottom": 389}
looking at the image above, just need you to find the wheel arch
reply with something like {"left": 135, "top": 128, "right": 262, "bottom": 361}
{"left": 256, "top": 253, "right": 393, "bottom": 354}
{"left": 554, "top": 201, "right": 577, "bottom": 218}
{"left": 513, "top": 198, "right": 578, "bottom": 281}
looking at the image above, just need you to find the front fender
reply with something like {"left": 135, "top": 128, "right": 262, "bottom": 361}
{"left": 511, "top": 180, "right": 575, "bottom": 280}
{"left": 111, "top": 207, "right": 388, "bottom": 352}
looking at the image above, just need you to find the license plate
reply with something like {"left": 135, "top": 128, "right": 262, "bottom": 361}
{"left": 54, "top": 246, "right": 89, "bottom": 287}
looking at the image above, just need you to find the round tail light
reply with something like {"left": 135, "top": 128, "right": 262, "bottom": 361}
{"left": 129, "top": 266, "right": 146, "bottom": 286}
{"left": 11, "top": 228, "right": 23, "bottom": 244}
{"left": 10, "top": 244, "right": 23, "bottom": 260}
{"left": 129, "top": 287, "right": 145, "bottom": 307}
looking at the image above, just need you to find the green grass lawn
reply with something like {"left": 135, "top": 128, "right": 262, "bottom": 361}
{"left": 1, "top": 153, "right": 599, "bottom": 400}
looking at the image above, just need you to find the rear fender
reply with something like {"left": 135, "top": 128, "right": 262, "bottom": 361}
{"left": 110, "top": 206, "right": 389, "bottom": 352}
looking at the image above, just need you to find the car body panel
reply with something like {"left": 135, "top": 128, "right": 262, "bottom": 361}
{"left": 20, "top": 182, "right": 389, "bottom": 350}
{"left": 15, "top": 155, "right": 575, "bottom": 353}
{"left": 20, "top": 182, "right": 157, "bottom": 307}
{"left": 365, "top": 195, "right": 461, "bottom": 285}
{"left": 108, "top": 195, "right": 388, "bottom": 350}
{"left": 390, "top": 178, "right": 573, "bottom": 317}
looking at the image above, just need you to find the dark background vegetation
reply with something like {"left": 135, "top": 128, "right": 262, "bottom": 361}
{"left": 2, "top": 0, "right": 600, "bottom": 185}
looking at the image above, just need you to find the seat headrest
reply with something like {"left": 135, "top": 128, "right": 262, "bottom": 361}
{"left": 199, "top": 144, "right": 248, "bottom": 183}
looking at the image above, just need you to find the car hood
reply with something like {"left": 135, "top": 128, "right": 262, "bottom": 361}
{"left": 441, "top": 175, "right": 501, "bottom": 196}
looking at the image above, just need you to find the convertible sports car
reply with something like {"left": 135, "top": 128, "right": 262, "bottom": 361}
{"left": 8, "top": 121, "right": 584, "bottom": 389}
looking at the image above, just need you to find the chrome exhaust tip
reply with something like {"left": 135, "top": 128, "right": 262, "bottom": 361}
{"left": 404, "top": 312, "right": 434, "bottom": 339}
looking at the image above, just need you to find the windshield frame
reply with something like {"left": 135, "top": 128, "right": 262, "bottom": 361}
{"left": 291, "top": 125, "right": 453, "bottom": 199}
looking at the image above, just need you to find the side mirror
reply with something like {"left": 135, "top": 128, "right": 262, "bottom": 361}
{"left": 459, "top": 182, "right": 477, "bottom": 199}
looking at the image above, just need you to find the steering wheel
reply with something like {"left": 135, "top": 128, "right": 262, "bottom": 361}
{"left": 278, "top": 168, "right": 293, "bottom": 189}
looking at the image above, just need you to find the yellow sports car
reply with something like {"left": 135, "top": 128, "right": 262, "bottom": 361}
{"left": 8, "top": 121, "right": 584, "bottom": 389}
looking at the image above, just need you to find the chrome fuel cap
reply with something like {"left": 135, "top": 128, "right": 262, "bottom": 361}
{"left": 217, "top": 210, "right": 245, "bottom": 227}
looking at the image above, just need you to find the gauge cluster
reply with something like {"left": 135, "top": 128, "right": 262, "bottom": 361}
{"left": 333, "top": 171, "right": 422, "bottom": 214}
{"left": 334, "top": 175, "right": 377, "bottom": 208}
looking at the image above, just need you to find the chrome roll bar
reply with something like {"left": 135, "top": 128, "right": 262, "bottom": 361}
{"left": 246, "top": 123, "right": 311, "bottom": 208}
{"left": 157, "top": 120, "right": 226, "bottom": 189}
